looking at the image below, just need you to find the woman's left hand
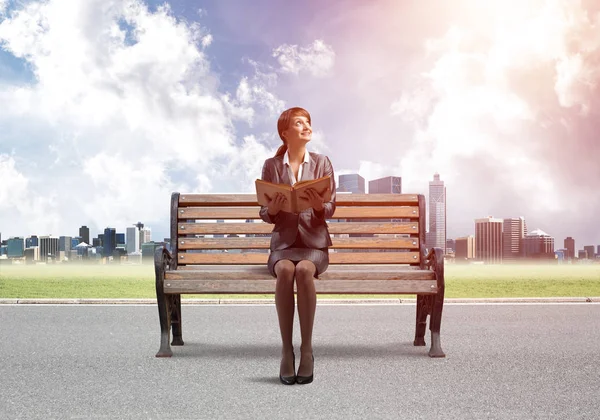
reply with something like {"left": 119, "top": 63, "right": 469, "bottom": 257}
{"left": 303, "top": 188, "right": 325, "bottom": 212}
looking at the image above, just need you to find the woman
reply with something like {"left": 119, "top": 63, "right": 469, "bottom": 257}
{"left": 259, "top": 107, "right": 336, "bottom": 385}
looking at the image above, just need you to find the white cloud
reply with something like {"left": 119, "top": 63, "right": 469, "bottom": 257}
{"left": 0, "top": 0, "right": 277, "bottom": 239}
{"left": 0, "top": 154, "right": 28, "bottom": 211}
{"left": 272, "top": 40, "right": 335, "bottom": 77}
{"left": 386, "top": 0, "right": 600, "bottom": 243}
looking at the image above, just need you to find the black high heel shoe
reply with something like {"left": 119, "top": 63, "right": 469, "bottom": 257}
{"left": 295, "top": 354, "right": 314, "bottom": 385}
{"left": 279, "top": 353, "right": 296, "bottom": 385}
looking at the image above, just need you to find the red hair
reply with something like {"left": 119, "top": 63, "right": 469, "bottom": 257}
{"left": 274, "top": 107, "right": 311, "bottom": 157}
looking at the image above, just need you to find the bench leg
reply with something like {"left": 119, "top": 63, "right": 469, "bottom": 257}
{"left": 413, "top": 295, "right": 430, "bottom": 346}
{"left": 170, "top": 294, "right": 184, "bottom": 346}
{"left": 155, "top": 249, "right": 173, "bottom": 358}
{"left": 156, "top": 292, "right": 173, "bottom": 357}
{"left": 428, "top": 291, "right": 445, "bottom": 358}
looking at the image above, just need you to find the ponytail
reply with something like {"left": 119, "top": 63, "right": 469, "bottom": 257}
{"left": 274, "top": 143, "right": 287, "bottom": 157}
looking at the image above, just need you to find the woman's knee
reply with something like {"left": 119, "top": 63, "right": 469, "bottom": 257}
{"left": 275, "top": 260, "right": 295, "bottom": 280}
{"left": 295, "top": 260, "right": 316, "bottom": 283}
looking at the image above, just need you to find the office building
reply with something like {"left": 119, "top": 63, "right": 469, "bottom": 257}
{"left": 39, "top": 236, "right": 60, "bottom": 262}
{"left": 126, "top": 226, "right": 141, "bottom": 254}
{"left": 141, "top": 227, "right": 152, "bottom": 244}
{"left": 455, "top": 236, "right": 475, "bottom": 261}
{"left": 369, "top": 176, "right": 401, "bottom": 194}
{"left": 583, "top": 245, "right": 595, "bottom": 260}
{"left": 116, "top": 233, "right": 125, "bottom": 246}
{"left": 26, "top": 235, "right": 39, "bottom": 248}
{"left": 338, "top": 174, "right": 365, "bottom": 193}
{"left": 59, "top": 236, "right": 72, "bottom": 261}
{"left": 564, "top": 237, "right": 575, "bottom": 260}
{"left": 522, "top": 229, "right": 555, "bottom": 259}
{"left": 103, "top": 228, "right": 116, "bottom": 258}
{"left": 427, "top": 173, "right": 446, "bottom": 252}
{"left": 79, "top": 226, "right": 90, "bottom": 245}
{"left": 578, "top": 250, "right": 588, "bottom": 259}
{"left": 475, "top": 217, "right": 503, "bottom": 264}
{"left": 502, "top": 217, "right": 527, "bottom": 262}
{"left": 7, "top": 237, "right": 25, "bottom": 258}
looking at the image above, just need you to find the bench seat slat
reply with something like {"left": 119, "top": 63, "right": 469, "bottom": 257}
{"left": 179, "top": 193, "right": 419, "bottom": 207}
{"left": 163, "top": 279, "right": 438, "bottom": 294}
{"left": 178, "top": 206, "right": 419, "bottom": 220}
{"left": 177, "top": 222, "right": 419, "bottom": 235}
{"left": 166, "top": 266, "right": 435, "bottom": 281}
{"left": 178, "top": 237, "right": 419, "bottom": 250}
{"left": 177, "top": 252, "right": 421, "bottom": 265}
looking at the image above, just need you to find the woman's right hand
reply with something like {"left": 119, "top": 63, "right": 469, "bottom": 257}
{"left": 266, "top": 192, "right": 287, "bottom": 216}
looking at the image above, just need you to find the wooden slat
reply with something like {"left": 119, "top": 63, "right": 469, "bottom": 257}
{"left": 166, "top": 265, "right": 435, "bottom": 281}
{"left": 178, "top": 206, "right": 419, "bottom": 220}
{"left": 163, "top": 279, "right": 438, "bottom": 294}
{"left": 177, "top": 252, "right": 421, "bottom": 265}
{"left": 177, "top": 237, "right": 419, "bottom": 250}
{"left": 179, "top": 193, "right": 420, "bottom": 207}
{"left": 178, "top": 222, "right": 419, "bottom": 235}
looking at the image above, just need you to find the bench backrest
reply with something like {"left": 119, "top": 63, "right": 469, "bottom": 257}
{"left": 170, "top": 193, "right": 427, "bottom": 270}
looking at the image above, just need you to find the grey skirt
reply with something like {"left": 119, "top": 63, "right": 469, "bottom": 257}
{"left": 267, "top": 234, "right": 329, "bottom": 279}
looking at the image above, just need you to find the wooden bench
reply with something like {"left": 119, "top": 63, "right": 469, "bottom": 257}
{"left": 154, "top": 193, "right": 446, "bottom": 358}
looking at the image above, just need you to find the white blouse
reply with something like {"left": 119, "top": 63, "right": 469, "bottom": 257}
{"left": 283, "top": 148, "right": 310, "bottom": 185}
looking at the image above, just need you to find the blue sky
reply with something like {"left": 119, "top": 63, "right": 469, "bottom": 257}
{"left": 1, "top": 0, "right": 599, "bottom": 250}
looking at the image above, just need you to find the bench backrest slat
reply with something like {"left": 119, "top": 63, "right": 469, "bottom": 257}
{"left": 179, "top": 193, "right": 419, "bottom": 206}
{"left": 178, "top": 222, "right": 419, "bottom": 235}
{"left": 178, "top": 206, "right": 419, "bottom": 220}
{"left": 178, "top": 237, "right": 419, "bottom": 250}
{"left": 178, "top": 252, "right": 421, "bottom": 265}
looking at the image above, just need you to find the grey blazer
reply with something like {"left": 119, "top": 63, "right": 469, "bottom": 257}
{"left": 259, "top": 152, "right": 336, "bottom": 251}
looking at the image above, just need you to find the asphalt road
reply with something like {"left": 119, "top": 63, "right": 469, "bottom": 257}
{"left": 1, "top": 303, "right": 599, "bottom": 419}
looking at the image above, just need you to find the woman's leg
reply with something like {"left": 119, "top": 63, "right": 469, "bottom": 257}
{"left": 295, "top": 260, "right": 317, "bottom": 377}
{"left": 274, "top": 259, "right": 296, "bottom": 376}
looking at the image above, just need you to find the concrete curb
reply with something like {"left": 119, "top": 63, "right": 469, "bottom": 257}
{"left": 0, "top": 297, "right": 599, "bottom": 305}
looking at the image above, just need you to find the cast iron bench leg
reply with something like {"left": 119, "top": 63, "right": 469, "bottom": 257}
{"left": 428, "top": 289, "right": 445, "bottom": 358}
{"left": 413, "top": 295, "right": 428, "bottom": 346}
{"left": 171, "top": 294, "right": 184, "bottom": 346}
{"left": 155, "top": 248, "right": 173, "bottom": 357}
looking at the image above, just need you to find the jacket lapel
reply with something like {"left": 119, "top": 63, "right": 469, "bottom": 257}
{"left": 273, "top": 156, "right": 291, "bottom": 186}
{"left": 300, "top": 152, "right": 316, "bottom": 182}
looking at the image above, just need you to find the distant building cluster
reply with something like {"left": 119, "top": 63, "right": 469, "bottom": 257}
{"left": 0, "top": 222, "right": 168, "bottom": 265}
{"left": 2, "top": 173, "right": 598, "bottom": 266}
{"left": 337, "top": 172, "right": 599, "bottom": 265}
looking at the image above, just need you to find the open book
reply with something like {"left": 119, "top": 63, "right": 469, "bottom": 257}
{"left": 255, "top": 175, "right": 332, "bottom": 213}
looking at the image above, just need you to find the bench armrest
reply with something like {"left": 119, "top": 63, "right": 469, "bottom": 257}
{"left": 426, "top": 247, "right": 445, "bottom": 290}
{"left": 154, "top": 245, "right": 174, "bottom": 272}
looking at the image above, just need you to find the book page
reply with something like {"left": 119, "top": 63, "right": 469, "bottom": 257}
{"left": 255, "top": 179, "right": 294, "bottom": 212}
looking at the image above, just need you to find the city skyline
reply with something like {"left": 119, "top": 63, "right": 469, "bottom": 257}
{"left": 1, "top": 0, "right": 599, "bottom": 247}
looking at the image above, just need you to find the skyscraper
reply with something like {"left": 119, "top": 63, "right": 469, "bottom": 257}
{"left": 126, "top": 226, "right": 140, "bottom": 254}
{"left": 79, "top": 226, "right": 90, "bottom": 245}
{"left": 103, "top": 227, "right": 116, "bottom": 258}
{"left": 337, "top": 174, "right": 365, "bottom": 193}
{"left": 428, "top": 173, "right": 446, "bottom": 252}
{"left": 475, "top": 217, "right": 503, "bottom": 264}
{"left": 502, "top": 217, "right": 527, "bottom": 262}
{"left": 564, "top": 237, "right": 575, "bottom": 260}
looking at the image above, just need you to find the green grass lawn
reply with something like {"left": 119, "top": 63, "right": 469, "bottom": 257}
{"left": 1, "top": 263, "right": 599, "bottom": 299}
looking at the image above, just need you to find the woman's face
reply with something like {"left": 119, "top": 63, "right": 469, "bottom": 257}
{"left": 283, "top": 115, "right": 312, "bottom": 145}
